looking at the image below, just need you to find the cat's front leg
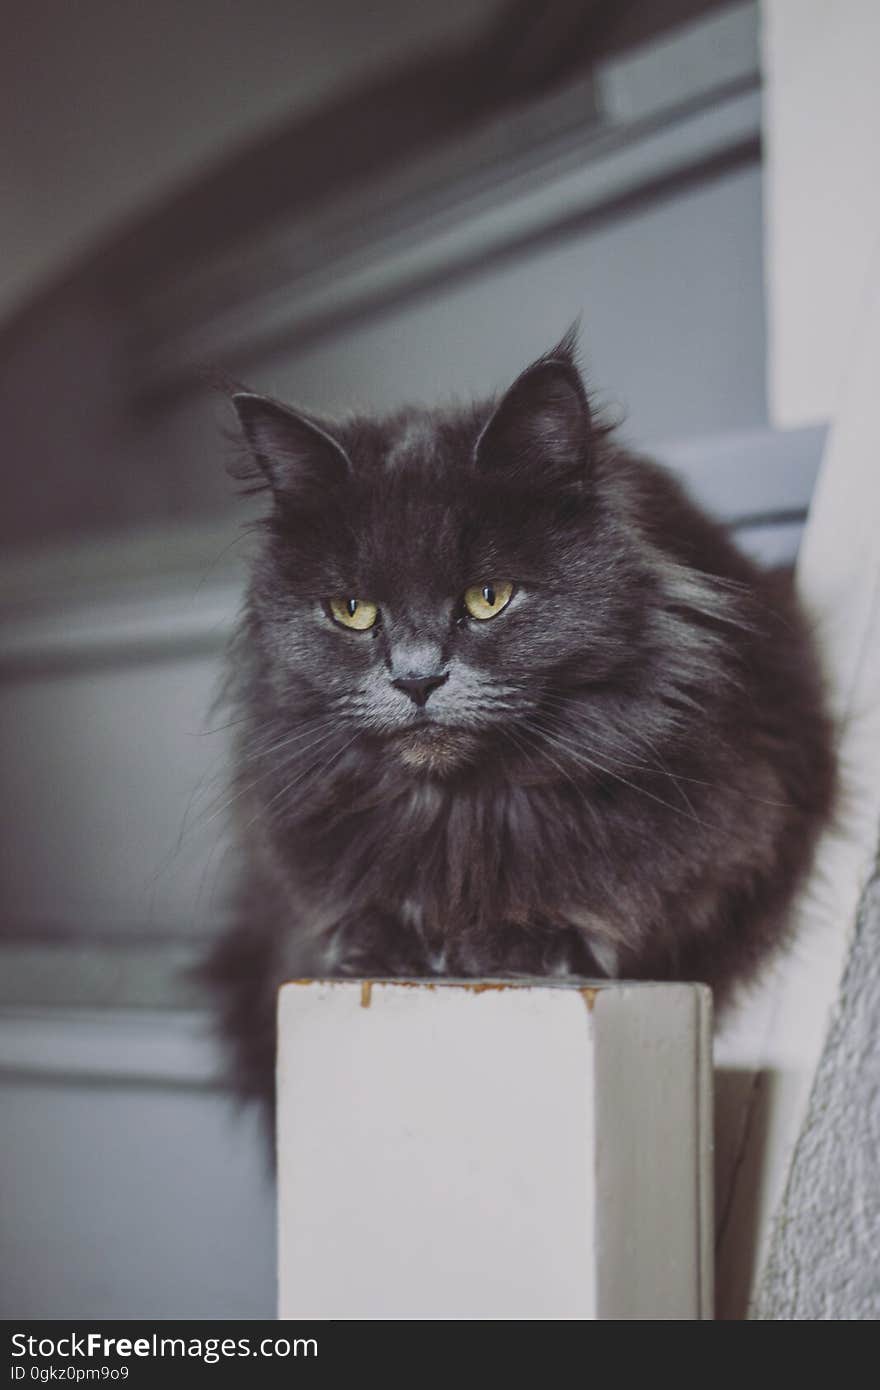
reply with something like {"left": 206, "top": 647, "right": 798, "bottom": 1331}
{"left": 323, "top": 905, "right": 443, "bottom": 980}
{"left": 447, "top": 919, "right": 612, "bottom": 980}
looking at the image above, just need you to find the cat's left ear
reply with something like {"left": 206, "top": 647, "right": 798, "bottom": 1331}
{"left": 475, "top": 342, "right": 591, "bottom": 487}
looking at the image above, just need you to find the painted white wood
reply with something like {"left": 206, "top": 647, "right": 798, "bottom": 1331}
{"left": 277, "top": 979, "right": 712, "bottom": 1321}
{"left": 0, "top": 1007, "right": 221, "bottom": 1086}
{"left": 598, "top": 2, "right": 756, "bottom": 126}
{"left": 0, "top": 581, "right": 241, "bottom": 670}
{"left": 592, "top": 983, "right": 714, "bottom": 1319}
{"left": 763, "top": 0, "right": 880, "bottom": 427}
{"left": 715, "top": 245, "right": 880, "bottom": 1317}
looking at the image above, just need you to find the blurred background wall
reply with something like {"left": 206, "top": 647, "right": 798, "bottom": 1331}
{"left": 0, "top": 0, "right": 827, "bottom": 1317}
{"left": 0, "top": 0, "right": 501, "bottom": 321}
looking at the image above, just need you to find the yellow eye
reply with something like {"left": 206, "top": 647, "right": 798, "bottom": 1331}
{"left": 328, "top": 597, "right": 379, "bottom": 631}
{"left": 463, "top": 581, "right": 514, "bottom": 621}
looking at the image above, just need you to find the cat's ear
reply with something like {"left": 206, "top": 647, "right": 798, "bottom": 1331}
{"left": 232, "top": 392, "right": 351, "bottom": 507}
{"left": 474, "top": 343, "right": 591, "bottom": 487}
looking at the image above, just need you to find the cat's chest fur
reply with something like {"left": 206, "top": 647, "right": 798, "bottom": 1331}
{"left": 275, "top": 757, "right": 645, "bottom": 978}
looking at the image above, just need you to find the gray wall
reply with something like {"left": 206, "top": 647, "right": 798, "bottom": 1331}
{"left": 0, "top": 0, "right": 496, "bottom": 320}
{"left": 255, "top": 165, "right": 767, "bottom": 442}
{"left": 0, "top": 1058, "right": 276, "bottom": 1319}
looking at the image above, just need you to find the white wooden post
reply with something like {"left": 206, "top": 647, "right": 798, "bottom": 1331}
{"left": 712, "top": 4, "right": 880, "bottom": 1316}
{"left": 277, "top": 979, "right": 712, "bottom": 1320}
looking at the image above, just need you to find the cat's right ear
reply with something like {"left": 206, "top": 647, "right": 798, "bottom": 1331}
{"left": 232, "top": 392, "right": 351, "bottom": 508}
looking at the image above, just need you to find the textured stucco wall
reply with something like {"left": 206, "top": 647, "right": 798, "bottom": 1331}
{"left": 755, "top": 837, "right": 880, "bottom": 1319}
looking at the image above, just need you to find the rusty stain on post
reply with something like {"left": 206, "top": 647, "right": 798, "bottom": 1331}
{"left": 460, "top": 982, "right": 513, "bottom": 994}
{"left": 285, "top": 977, "right": 605, "bottom": 1010}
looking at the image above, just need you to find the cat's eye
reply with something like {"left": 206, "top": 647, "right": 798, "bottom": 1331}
{"left": 328, "top": 597, "right": 379, "bottom": 631}
{"left": 462, "top": 581, "right": 514, "bottom": 621}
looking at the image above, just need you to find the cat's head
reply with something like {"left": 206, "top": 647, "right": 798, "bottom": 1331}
{"left": 234, "top": 336, "right": 644, "bottom": 776}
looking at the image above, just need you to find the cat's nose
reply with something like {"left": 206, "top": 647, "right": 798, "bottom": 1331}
{"left": 392, "top": 672, "right": 449, "bottom": 707}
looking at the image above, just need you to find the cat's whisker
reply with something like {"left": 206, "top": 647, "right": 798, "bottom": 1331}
{"left": 200, "top": 724, "right": 341, "bottom": 827}
{"left": 525, "top": 705, "right": 689, "bottom": 784}
{"left": 520, "top": 704, "right": 793, "bottom": 809}
{"left": 246, "top": 729, "right": 364, "bottom": 834}
{"left": 518, "top": 719, "right": 720, "bottom": 832}
{"left": 527, "top": 715, "right": 702, "bottom": 821}
{"left": 236, "top": 711, "right": 348, "bottom": 767}
{"left": 505, "top": 677, "right": 703, "bottom": 725}
{"left": 188, "top": 720, "right": 346, "bottom": 843}
{"left": 539, "top": 722, "right": 717, "bottom": 828}
{"left": 500, "top": 679, "right": 792, "bottom": 809}
{"left": 192, "top": 714, "right": 254, "bottom": 736}
{"left": 501, "top": 722, "right": 596, "bottom": 810}
{"left": 151, "top": 709, "right": 343, "bottom": 889}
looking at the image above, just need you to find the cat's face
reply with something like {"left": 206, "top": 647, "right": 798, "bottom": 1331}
{"left": 238, "top": 344, "right": 642, "bottom": 775}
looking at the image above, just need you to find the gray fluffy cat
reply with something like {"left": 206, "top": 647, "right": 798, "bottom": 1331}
{"left": 204, "top": 333, "right": 835, "bottom": 1107}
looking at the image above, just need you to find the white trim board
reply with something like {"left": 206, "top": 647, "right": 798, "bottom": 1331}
{"left": 0, "top": 1007, "right": 222, "bottom": 1088}
{"left": 715, "top": 244, "right": 880, "bottom": 1318}
{"left": 763, "top": 1, "right": 880, "bottom": 428}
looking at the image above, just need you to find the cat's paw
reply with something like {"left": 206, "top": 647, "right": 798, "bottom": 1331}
{"left": 324, "top": 914, "right": 437, "bottom": 980}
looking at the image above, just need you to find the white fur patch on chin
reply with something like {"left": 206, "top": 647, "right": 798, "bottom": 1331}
{"left": 396, "top": 729, "right": 478, "bottom": 774}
